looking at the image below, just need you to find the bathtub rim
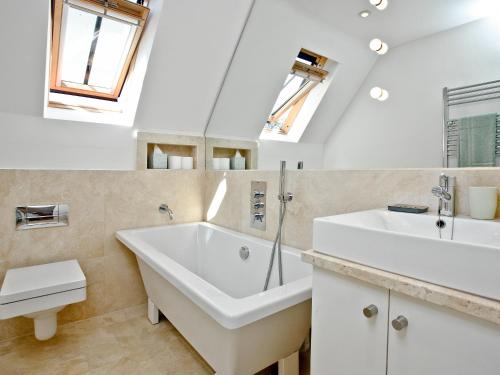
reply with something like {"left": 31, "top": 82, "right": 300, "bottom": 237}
{"left": 116, "top": 222, "right": 311, "bottom": 330}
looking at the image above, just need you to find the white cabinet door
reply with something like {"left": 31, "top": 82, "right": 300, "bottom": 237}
{"left": 311, "top": 268, "right": 389, "bottom": 375}
{"left": 388, "top": 292, "right": 500, "bottom": 375}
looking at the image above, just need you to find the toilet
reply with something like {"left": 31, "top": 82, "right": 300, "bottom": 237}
{"left": 0, "top": 260, "right": 86, "bottom": 340}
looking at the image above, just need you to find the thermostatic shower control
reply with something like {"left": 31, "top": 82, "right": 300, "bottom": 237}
{"left": 251, "top": 181, "right": 266, "bottom": 230}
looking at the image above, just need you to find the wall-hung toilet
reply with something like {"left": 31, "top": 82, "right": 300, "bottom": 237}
{"left": 0, "top": 260, "right": 86, "bottom": 340}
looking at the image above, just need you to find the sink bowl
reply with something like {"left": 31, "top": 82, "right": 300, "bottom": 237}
{"left": 313, "top": 209, "right": 500, "bottom": 300}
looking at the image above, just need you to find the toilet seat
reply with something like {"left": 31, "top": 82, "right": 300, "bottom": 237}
{"left": 0, "top": 260, "right": 86, "bottom": 320}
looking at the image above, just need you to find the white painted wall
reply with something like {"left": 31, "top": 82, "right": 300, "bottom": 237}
{"left": 0, "top": 112, "right": 136, "bottom": 170}
{"left": 206, "top": 0, "right": 376, "bottom": 144}
{"left": 258, "top": 141, "right": 324, "bottom": 170}
{"left": 324, "top": 18, "right": 500, "bottom": 169}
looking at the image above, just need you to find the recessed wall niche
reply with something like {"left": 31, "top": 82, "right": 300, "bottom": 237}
{"left": 136, "top": 132, "right": 205, "bottom": 170}
{"left": 205, "top": 137, "right": 258, "bottom": 170}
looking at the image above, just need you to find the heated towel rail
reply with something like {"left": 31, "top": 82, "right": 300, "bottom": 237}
{"left": 443, "top": 79, "right": 500, "bottom": 167}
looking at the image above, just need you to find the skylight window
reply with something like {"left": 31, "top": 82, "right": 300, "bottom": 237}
{"left": 260, "top": 49, "right": 331, "bottom": 142}
{"left": 50, "top": 0, "right": 149, "bottom": 101}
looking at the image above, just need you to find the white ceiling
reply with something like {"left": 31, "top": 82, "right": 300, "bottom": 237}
{"left": 288, "top": 0, "right": 493, "bottom": 47}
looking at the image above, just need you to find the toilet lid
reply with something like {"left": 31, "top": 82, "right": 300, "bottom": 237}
{"left": 0, "top": 260, "right": 86, "bottom": 304}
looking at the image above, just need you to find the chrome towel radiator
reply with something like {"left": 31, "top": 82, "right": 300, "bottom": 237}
{"left": 443, "top": 79, "right": 500, "bottom": 167}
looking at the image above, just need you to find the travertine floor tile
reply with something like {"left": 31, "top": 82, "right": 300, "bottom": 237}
{"left": 0, "top": 304, "right": 213, "bottom": 375}
{"left": 0, "top": 304, "right": 304, "bottom": 375}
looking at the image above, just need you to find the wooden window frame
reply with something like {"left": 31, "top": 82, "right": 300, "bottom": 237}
{"left": 50, "top": 0, "right": 150, "bottom": 101}
{"left": 266, "top": 49, "right": 329, "bottom": 135}
{"left": 291, "top": 61, "right": 328, "bottom": 81}
{"left": 271, "top": 81, "right": 319, "bottom": 134}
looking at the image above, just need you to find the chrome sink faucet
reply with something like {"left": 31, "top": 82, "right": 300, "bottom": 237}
{"left": 159, "top": 204, "right": 174, "bottom": 220}
{"left": 431, "top": 174, "right": 456, "bottom": 217}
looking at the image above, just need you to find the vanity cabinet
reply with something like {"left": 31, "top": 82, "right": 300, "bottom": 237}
{"left": 311, "top": 268, "right": 500, "bottom": 375}
{"left": 311, "top": 269, "right": 389, "bottom": 375}
{"left": 387, "top": 292, "right": 500, "bottom": 375}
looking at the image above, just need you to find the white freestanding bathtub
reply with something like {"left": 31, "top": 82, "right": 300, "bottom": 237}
{"left": 116, "top": 222, "right": 312, "bottom": 375}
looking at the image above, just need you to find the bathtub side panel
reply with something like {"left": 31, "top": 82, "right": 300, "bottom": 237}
{"left": 137, "top": 258, "right": 311, "bottom": 375}
{"left": 137, "top": 258, "right": 237, "bottom": 372}
{"left": 233, "top": 299, "right": 312, "bottom": 374}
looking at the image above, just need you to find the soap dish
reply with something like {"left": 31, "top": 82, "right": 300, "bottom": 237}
{"left": 388, "top": 204, "right": 429, "bottom": 214}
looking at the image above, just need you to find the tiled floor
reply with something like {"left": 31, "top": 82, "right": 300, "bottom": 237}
{"left": 0, "top": 304, "right": 213, "bottom": 374}
{"left": 0, "top": 304, "right": 308, "bottom": 375}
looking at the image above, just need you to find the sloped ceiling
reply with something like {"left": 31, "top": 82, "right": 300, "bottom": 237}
{"left": 204, "top": 0, "right": 493, "bottom": 143}
{"left": 134, "top": 0, "right": 254, "bottom": 135}
{"left": 2, "top": 0, "right": 491, "bottom": 143}
{"left": 0, "top": 1, "right": 48, "bottom": 117}
{"left": 288, "top": 0, "right": 490, "bottom": 47}
{"left": 205, "top": 0, "right": 377, "bottom": 143}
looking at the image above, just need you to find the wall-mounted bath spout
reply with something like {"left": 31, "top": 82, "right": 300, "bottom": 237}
{"left": 159, "top": 204, "right": 174, "bottom": 220}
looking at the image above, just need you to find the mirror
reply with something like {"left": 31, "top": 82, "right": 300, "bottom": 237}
{"left": 204, "top": 0, "right": 500, "bottom": 170}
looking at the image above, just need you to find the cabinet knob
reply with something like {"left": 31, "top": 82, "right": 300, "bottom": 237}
{"left": 391, "top": 315, "right": 409, "bottom": 331}
{"left": 362, "top": 304, "right": 378, "bottom": 318}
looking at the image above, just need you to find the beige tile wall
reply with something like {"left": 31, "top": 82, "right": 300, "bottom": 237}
{"left": 1, "top": 167, "right": 499, "bottom": 341}
{"left": 0, "top": 170, "right": 204, "bottom": 341}
{"left": 205, "top": 168, "right": 500, "bottom": 250}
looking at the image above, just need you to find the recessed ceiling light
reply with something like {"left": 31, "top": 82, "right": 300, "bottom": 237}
{"left": 370, "top": 0, "right": 389, "bottom": 11}
{"left": 369, "top": 38, "right": 389, "bottom": 55}
{"left": 359, "top": 10, "right": 371, "bottom": 18}
{"left": 370, "top": 87, "right": 389, "bottom": 101}
{"left": 470, "top": 0, "right": 500, "bottom": 19}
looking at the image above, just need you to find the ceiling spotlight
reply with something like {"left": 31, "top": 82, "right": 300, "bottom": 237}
{"left": 359, "top": 10, "right": 371, "bottom": 18}
{"left": 370, "top": 87, "right": 389, "bottom": 101}
{"left": 370, "top": 0, "right": 389, "bottom": 11}
{"left": 369, "top": 38, "right": 389, "bottom": 55}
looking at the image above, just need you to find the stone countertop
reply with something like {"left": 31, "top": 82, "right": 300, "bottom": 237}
{"left": 302, "top": 250, "right": 500, "bottom": 326}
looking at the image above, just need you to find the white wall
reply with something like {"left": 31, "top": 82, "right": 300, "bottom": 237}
{"left": 324, "top": 18, "right": 500, "bottom": 169}
{"left": 206, "top": 0, "right": 376, "bottom": 144}
{"left": 258, "top": 141, "right": 324, "bottom": 170}
{"left": 0, "top": 112, "right": 136, "bottom": 170}
{"left": 0, "top": 0, "right": 252, "bottom": 169}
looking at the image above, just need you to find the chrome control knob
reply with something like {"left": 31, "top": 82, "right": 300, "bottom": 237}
{"left": 253, "top": 191, "right": 265, "bottom": 198}
{"left": 392, "top": 315, "right": 409, "bottom": 331}
{"left": 253, "top": 213, "right": 264, "bottom": 222}
{"left": 363, "top": 304, "right": 378, "bottom": 318}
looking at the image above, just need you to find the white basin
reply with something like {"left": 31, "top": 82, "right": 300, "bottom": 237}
{"left": 313, "top": 209, "right": 500, "bottom": 301}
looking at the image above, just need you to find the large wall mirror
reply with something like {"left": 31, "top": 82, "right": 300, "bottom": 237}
{"left": 204, "top": 0, "right": 500, "bottom": 170}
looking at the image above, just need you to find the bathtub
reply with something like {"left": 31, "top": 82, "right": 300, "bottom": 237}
{"left": 116, "top": 222, "right": 312, "bottom": 375}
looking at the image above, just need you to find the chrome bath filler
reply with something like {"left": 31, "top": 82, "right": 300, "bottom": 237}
{"left": 263, "top": 161, "right": 293, "bottom": 291}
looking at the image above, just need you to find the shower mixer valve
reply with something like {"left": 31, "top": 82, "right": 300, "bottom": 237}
{"left": 250, "top": 181, "right": 267, "bottom": 230}
{"left": 254, "top": 213, "right": 264, "bottom": 222}
{"left": 253, "top": 191, "right": 265, "bottom": 199}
